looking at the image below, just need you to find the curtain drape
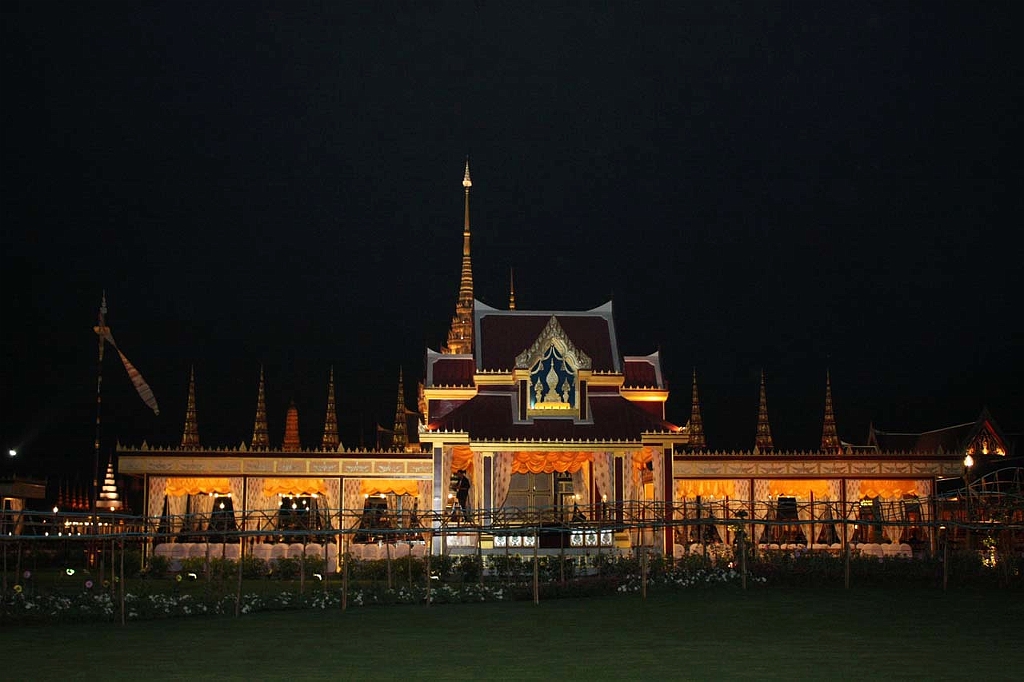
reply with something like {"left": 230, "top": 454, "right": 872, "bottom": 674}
{"left": 229, "top": 477, "right": 244, "bottom": 533}
{"left": 492, "top": 452, "right": 514, "bottom": 508}
{"left": 417, "top": 480, "right": 432, "bottom": 518}
{"left": 343, "top": 479, "right": 363, "bottom": 529}
{"left": 472, "top": 450, "right": 484, "bottom": 513}
{"left": 245, "top": 478, "right": 276, "bottom": 532}
{"left": 148, "top": 476, "right": 167, "bottom": 530}
{"left": 571, "top": 467, "right": 591, "bottom": 507}
{"left": 592, "top": 452, "right": 613, "bottom": 514}
{"left": 845, "top": 480, "right": 861, "bottom": 542}
{"left": 190, "top": 493, "right": 214, "bottom": 533}
{"left": 167, "top": 494, "right": 187, "bottom": 534}
{"left": 166, "top": 478, "right": 231, "bottom": 496}
{"left": 754, "top": 479, "right": 771, "bottom": 543}
{"left": 324, "top": 479, "right": 341, "bottom": 529}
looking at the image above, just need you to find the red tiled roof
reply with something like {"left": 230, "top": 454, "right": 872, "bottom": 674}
{"left": 429, "top": 356, "right": 475, "bottom": 387}
{"left": 624, "top": 358, "right": 658, "bottom": 388}
{"left": 477, "top": 306, "right": 619, "bottom": 372}
{"left": 428, "top": 391, "right": 678, "bottom": 441}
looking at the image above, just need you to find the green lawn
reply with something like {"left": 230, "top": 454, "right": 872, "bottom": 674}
{"left": 5, "top": 586, "right": 1021, "bottom": 681}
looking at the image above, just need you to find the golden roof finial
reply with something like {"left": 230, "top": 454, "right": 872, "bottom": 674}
{"left": 821, "top": 369, "right": 841, "bottom": 453}
{"left": 688, "top": 368, "right": 706, "bottom": 450}
{"left": 321, "top": 366, "right": 341, "bottom": 451}
{"left": 509, "top": 267, "right": 516, "bottom": 310}
{"left": 180, "top": 365, "right": 200, "bottom": 449}
{"left": 445, "top": 158, "right": 475, "bottom": 354}
{"left": 392, "top": 368, "right": 408, "bottom": 450}
{"left": 251, "top": 366, "right": 269, "bottom": 450}
{"left": 755, "top": 369, "right": 774, "bottom": 453}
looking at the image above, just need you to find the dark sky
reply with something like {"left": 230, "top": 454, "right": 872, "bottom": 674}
{"left": 3, "top": 2, "right": 1022, "bottom": 481}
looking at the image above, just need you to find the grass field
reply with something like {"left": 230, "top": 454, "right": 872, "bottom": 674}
{"left": 5, "top": 585, "right": 1021, "bottom": 681}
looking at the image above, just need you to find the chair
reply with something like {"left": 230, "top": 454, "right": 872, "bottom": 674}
{"left": 305, "top": 544, "right": 323, "bottom": 559}
{"left": 270, "top": 543, "right": 289, "bottom": 563}
{"left": 287, "top": 543, "right": 306, "bottom": 559}
{"left": 154, "top": 543, "right": 173, "bottom": 559}
{"left": 223, "top": 544, "right": 241, "bottom": 561}
{"left": 189, "top": 543, "right": 208, "bottom": 558}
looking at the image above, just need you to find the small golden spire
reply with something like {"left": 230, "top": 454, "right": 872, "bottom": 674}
{"left": 445, "top": 158, "right": 475, "bottom": 354}
{"left": 755, "top": 369, "right": 774, "bottom": 453}
{"left": 180, "top": 365, "right": 200, "bottom": 449}
{"left": 688, "top": 369, "right": 706, "bottom": 450}
{"left": 321, "top": 366, "right": 341, "bottom": 451}
{"left": 509, "top": 267, "right": 516, "bottom": 310}
{"left": 821, "top": 370, "right": 841, "bottom": 453}
{"left": 392, "top": 368, "right": 408, "bottom": 450}
{"left": 251, "top": 366, "right": 269, "bottom": 450}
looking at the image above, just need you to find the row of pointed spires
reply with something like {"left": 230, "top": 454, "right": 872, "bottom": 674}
{"left": 688, "top": 370, "right": 841, "bottom": 453}
{"left": 178, "top": 365, "right": 413, "bottom": 452}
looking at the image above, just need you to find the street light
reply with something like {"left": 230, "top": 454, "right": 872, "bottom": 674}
{"left": 963, "top": 454, "right": 975, "bottom": 549}
{"left": 7, "top": 449, "right": 15, "bottom": 458}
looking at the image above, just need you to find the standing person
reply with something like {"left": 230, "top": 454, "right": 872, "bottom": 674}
{"left": 455, "top": 469, "right": 471, "bottom": 523}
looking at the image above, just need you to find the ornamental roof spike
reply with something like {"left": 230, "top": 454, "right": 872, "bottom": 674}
{"left": 180, "top": 365, "right": 200, "bottom": 449}
{"left": 755, "top": 369, "right": 774, "bottom": 452}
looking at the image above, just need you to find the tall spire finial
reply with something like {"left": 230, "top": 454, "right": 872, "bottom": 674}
{"left": 509, "top": 267, "right": 516, "bottom": 310}
{"left": 392, "top": 367, "right": 408, "bottom": 450}
{"left": 821, "top": 369, "right": 841, "bottom": 453}
{"left": 180, "top": 365, "right": 200, "bottom": 449}
{"left": 444, "top": 158, "right": 475, "bottom": 354}
{"left": 755, "top": 369, "right": 774, "bottom": 453}
{"left": 251, "top": 366, "right": 269, "bottom": 450}
{"left": 688, "top": 368, "right": 706, "bottom": 450}
{"left": 322, "top": 366, "right": 341, "bottom": 451}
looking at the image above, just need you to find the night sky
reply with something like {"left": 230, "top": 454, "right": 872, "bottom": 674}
{"left": 3, "top": 3, "right": 1022, "bottom": 483}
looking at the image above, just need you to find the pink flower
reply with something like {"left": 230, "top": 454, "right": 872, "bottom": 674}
{"left": 85, "top": 579, "right": 94, "bottom": 589}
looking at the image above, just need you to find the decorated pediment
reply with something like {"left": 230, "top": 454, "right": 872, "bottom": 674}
{"left": 517, "top": 316, "right": 590, "bottom": 417}
{"left": 965, "top": 420, "right": 1008, "bottom": 456}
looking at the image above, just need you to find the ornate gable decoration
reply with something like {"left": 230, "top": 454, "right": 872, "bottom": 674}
{"left": 516, "top": 316, "right": 591, "bottom": 417}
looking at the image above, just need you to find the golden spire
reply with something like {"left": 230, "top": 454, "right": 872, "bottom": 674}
{"left": 444, "top": 158, "right": 475, "bottom": 354}
{"left": 283, "top": 400, "right": 300, "bottom": 452}
{"left": 180, "top": 365, "right": 200, "bottom": 449}
{"left": 321, "top": 366, "right": 341, "bottom": 451}
{"left": 821, "top": 369, "right": 841, "bottom": 453}
{"left": 688, "top": 369, "right": 706, "bottom": 450}
{"left": 97, "top": 456, "right": 122, "bottom": 511}
{"left": 508, "top": 267, "right": 516, "bottom": 310}
{"left": 251, "top": 366, "right": 269, "bottom": 450}
{"left": 391, "top": 367, "right": 408, "bottom": 450}
{"left": 755, "top": 369, "right": 774, "bottom": 452}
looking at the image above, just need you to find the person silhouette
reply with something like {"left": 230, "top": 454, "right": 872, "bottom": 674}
{"left": 455, "top": 469, "right": 471, "bottom": 523}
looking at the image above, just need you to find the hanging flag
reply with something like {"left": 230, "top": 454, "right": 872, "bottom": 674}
{"left": 95, "top": 293, "right": 160, "bottom": 416}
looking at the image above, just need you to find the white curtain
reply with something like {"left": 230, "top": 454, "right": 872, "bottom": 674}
{"left": 417, "top": 480, "right": 432, "bottom": 520}
{"left": 324, "top": 478, "right": 341, "bottom": 529}
{"left": 845, "top": 480, "right": 861, "bottom": 543}
{"left": 592, "top": 451, "right": 613, "bottom": 516}
{"left": 883, "top": 496, "right": 903, "bottom": 544}
{"left": 167, "top": 494, "right": 187, "bottom": 535}
{"left": 472, "top": 449, "right": 484, "bottom": 514}
{"left": 343, "top": 479, "right": 363, "bottom": 529}
{"left": 492, "top": 452, "right": 514, "bottom": 508}
{"left": 190, "top": 494, "right": 215, "bottom": 532}
{"left": 245, "top": 478, "right": 276, "bottom": 532}
{"left": 753, "top": 479, "right": 771, "bottom": 543}
{"left": 651, "top": 449, "right": 665, "bottom": 548}
{"left": 148, "top": 476, "right": 168, "bottom": 531}
{"left": 915, "top": 480, "right": 933, "bottom": 523}
{"left": 229, "top": 477, "right": 245, "bottom": 532}
{"left": 571, "top": 467, "right": 591, "bottom": 507}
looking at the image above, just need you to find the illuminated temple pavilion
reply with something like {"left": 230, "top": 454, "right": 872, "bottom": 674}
{"left": 116, "top": 162, "right": 1011, "bottom": 568}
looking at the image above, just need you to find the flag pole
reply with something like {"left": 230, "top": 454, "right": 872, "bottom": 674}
{"left": 91, "top": 293, "right": 110, "bottom": 566}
